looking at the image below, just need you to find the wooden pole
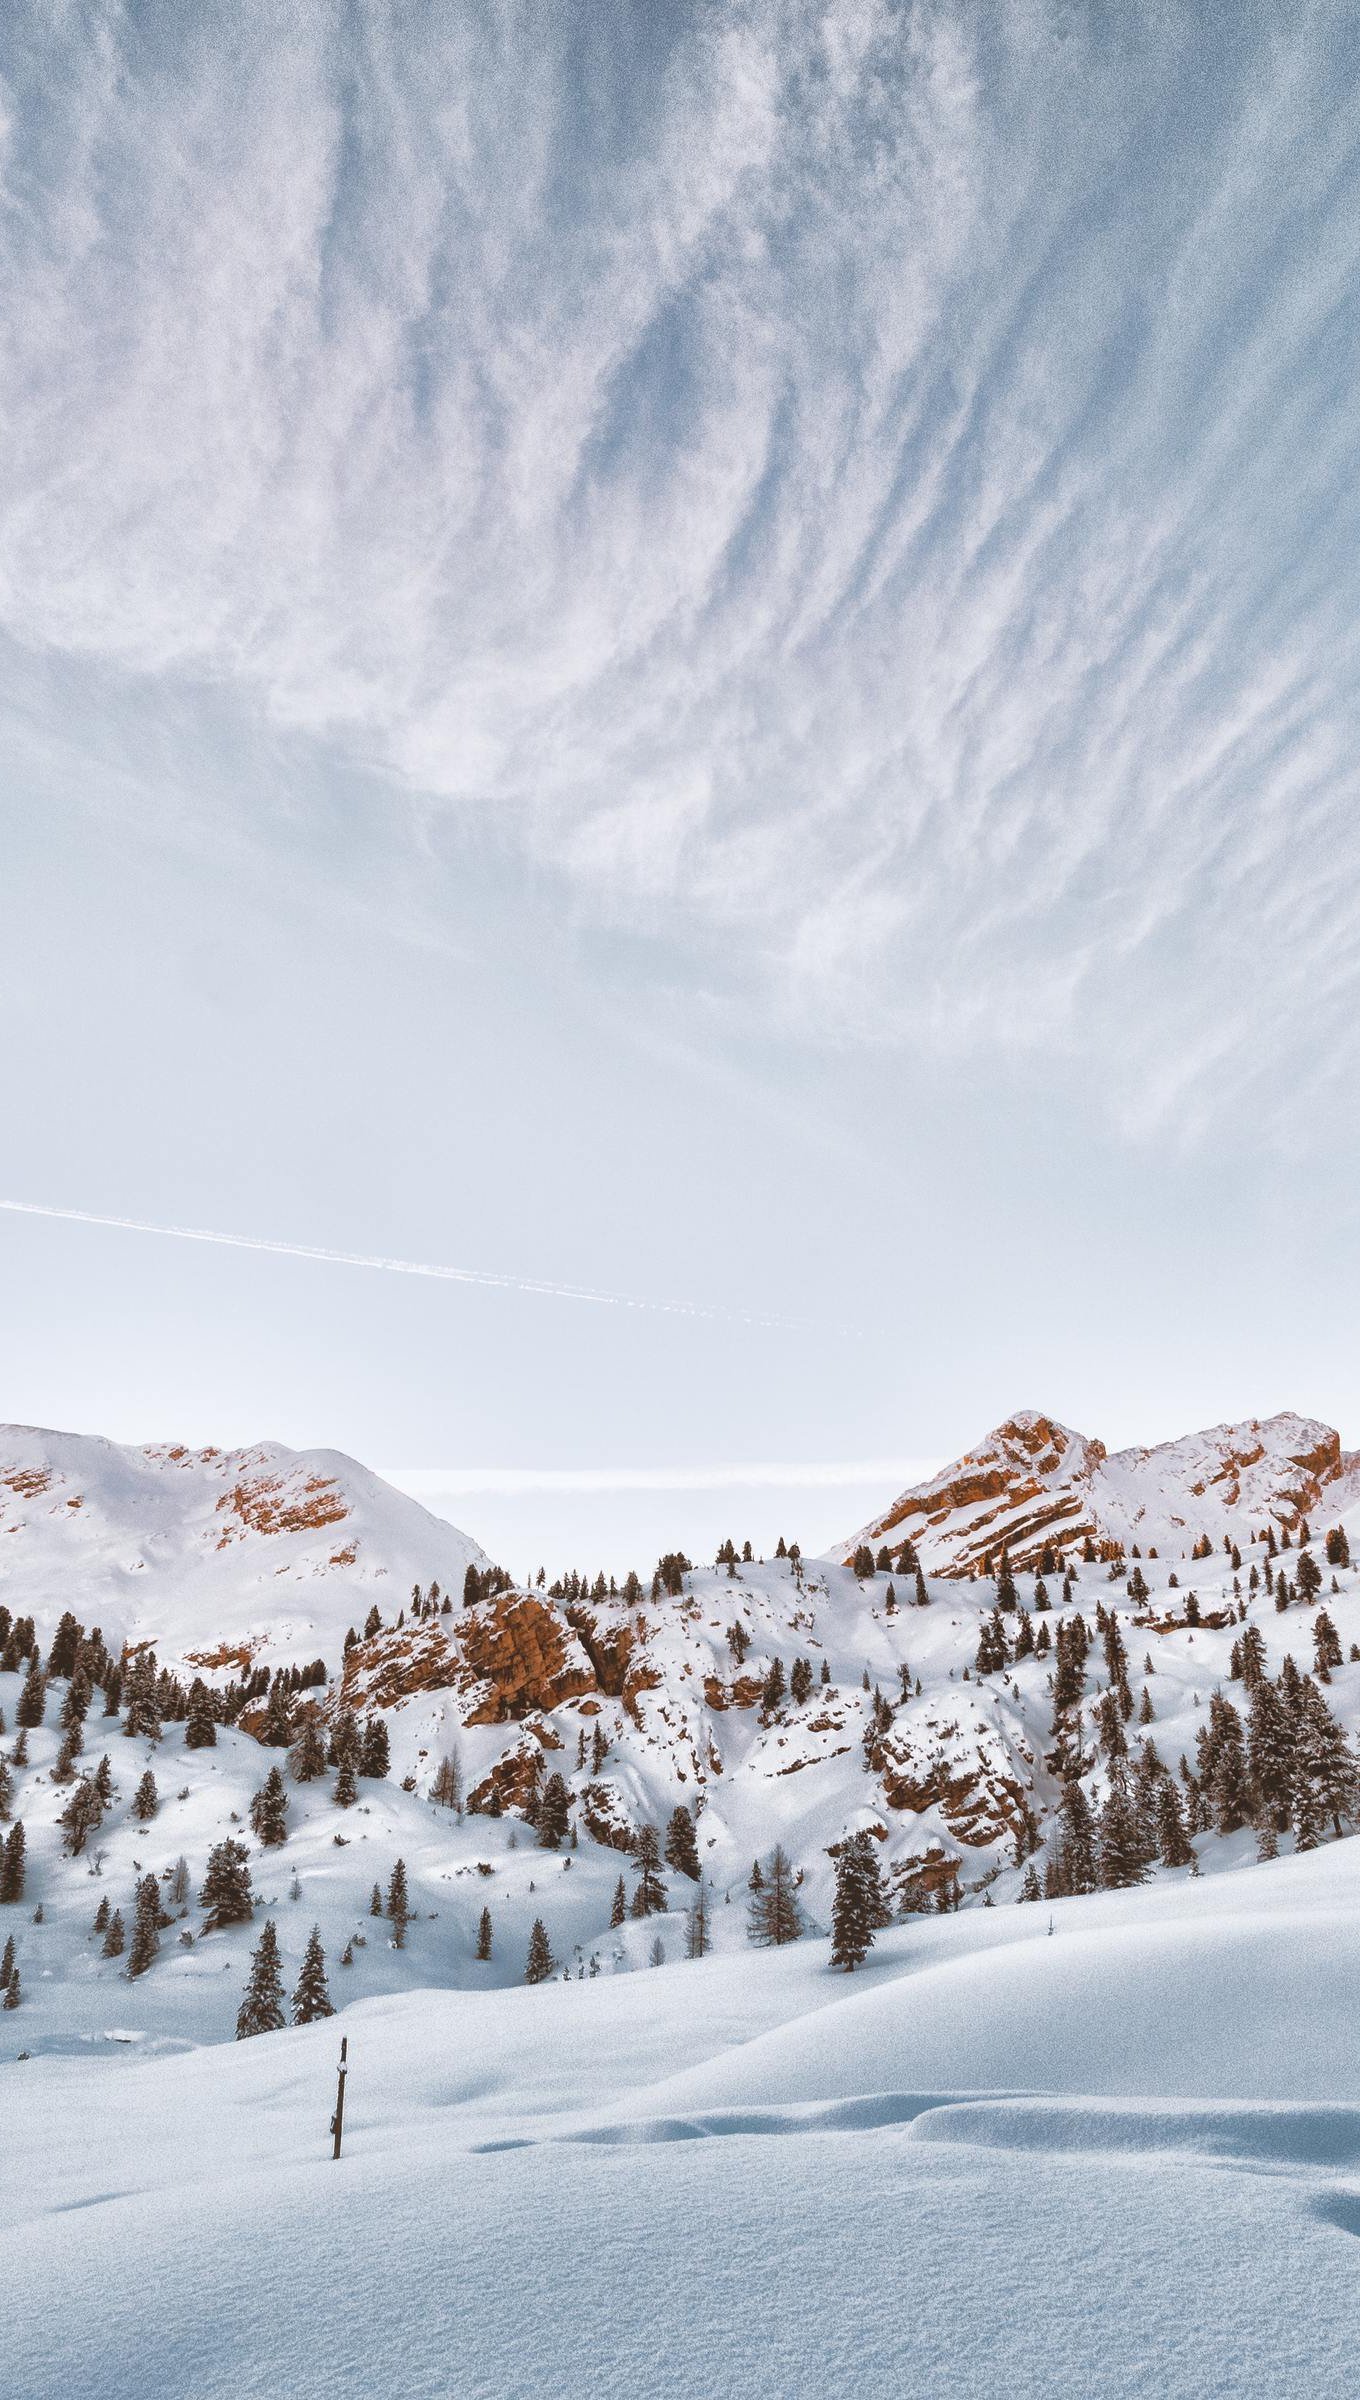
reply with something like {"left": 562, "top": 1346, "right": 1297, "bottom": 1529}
{"left": 331, "top": 2035, "right": 348, "bottom": 2160}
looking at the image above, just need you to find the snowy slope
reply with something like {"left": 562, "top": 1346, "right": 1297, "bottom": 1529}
{"left": 0, "top": 1423, "right": 490, "bottom": 1669}
{"left": 8, "top": 1841, "right": 1360, "bottom": 2398}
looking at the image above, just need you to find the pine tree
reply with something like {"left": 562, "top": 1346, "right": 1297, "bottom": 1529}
{"left": 609, "top": 1875, "right": 627, "bottom": 1928}
{"left": 369, "top": 1882, "right": 383, "bottom": 1917}
{"left": 334, "top": 1754, "right": 358, "bottom": 1808}
{"left": 537, "top": 1773, "right": 571, "bottom": 1849}
{"left": 747, "top": 1844, "right": 803, "bottom": 1945}
{"left": 1097, "top": 1774, "right": 1151, "bottom": 1889}
{"left": 3, "top": 1965, "right": 19, "bottom": 2010}
{"left": 686, "top": 1880, "right": 711, "bottom": 1958}
{"left": 236, "top": 1920, "right": 286, "bottom": 2037}
{"left": 387, "top": 1859, "right": 411, "bottom": 1947}
{"left": 289, "top": 1720, "right": 327, "bottom": 1782}
{"left": 359, "top": 1717, "right": 390, "bottom": 1778}
{"left": 200, "top": 1838, "right": 254, "bottom": 1929}
{"left": 994, "top": 1550, "right": 1017, "bottom": 1612}
{"left": 290, "top": 1926, "right": 334, "bottom": 2024}
{"left": 101, "top": 1907, "right": 125, "bottom": 1958}
{"left": 1155, "top": 1777, "right": 1194, "bottom": 1868}
{"left": 58, "top": 1775, "right": 104, "bottom": 1857}
{"left": 1018, "top": 1862, "right": 1042, "bottom": 1903}
{"left": 121, "top": 1649, "right": 161, "bottom": 1741}
{"left": 0, "top": 1820, "right": 26, "bottom": 1903}
{"left": 1296, "top": 1680, "right": 1358, "bottom": 1837}
{"left": 131, "top": 1768, "right": 159, "bottom": 1823}
{"left": 126, "top": 1873, "right": 162, "bottom": 1977}
{"left": 830, "top": 1832, "right": 881, "bottom": 1970}
{"left": 16, "top": 1659, "right": 46, "bottom": 1730}
{"left": 1057, "top": 1781, "right": 1098, "bottom": 1895}
{"left": 249, "top": 1766, "right": 289, "bottom": 1848}
{"left": 760, "top": 1657, "right": 786, "bottom": 1719}
{"left": 476, "top": 1906, "right": 493, "bottom": 1961}
{"left": 184, "top": 1678, "right": 217, "bottom": 1748}
{"left": 0, "top": 1933, "right": 12, "bottom": 1983}
{"left": 92, "top": 1896, "right": 110, "bottom": 1935}
{"left": 632, "top": 1824, "right": 667, "bottom": 1916}
{"left": 664, "top": 1805, "right": 700, "bottom": 1881}
{"left": 524, "top": 1918, "right": 554, "bottom": 1983}
{"left": 51, "top": 1723, "right": 82, "bottom": 1784}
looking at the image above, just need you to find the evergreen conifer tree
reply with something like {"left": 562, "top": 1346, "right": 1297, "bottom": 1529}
{"left": 236, "top": 1919, "right": 286, "bottom": 2037}
{"left": 16, "top": 1659, "right": 46, "bottom": 1730}
{"left": 609, "top": 1875, "right": 627, "bottom": 1928}
{"left": 664, "top": 1805, "right": 700, "bottom": 1881}
{"left": 289, "top": 1720, "right": 327, "bottom": 1782}
{"left": 290, "top": 1926, "right": 334, "bottom": 2024}
{"left": 747, "top": 1844, "right": 803, "bottom": 1945}
{"left": 3, "top": 1964, "right": 19, "bottom": 2009}
{"left": 249, "top": 1766, "right": 289, "bottom": 1848}
{"left": 476, "top": 1906, "right": 493, "bottom": 1960}
{"left": 334, "top": 1755, "right": 358, "bottom": 1808}
{"left": 536, "top": 1773, "right": 571, "bottom": 1849}
{"left": 184, "top": 1679, "right": 217, "bottom": 1748}
{"left": 0, "top": 1820, "right": 26, "bottom": 1903}
{"left": 386, "top": 1859, "right": 411, "bottom": 1947}
{"left": 101, "top": 1906, "right": 125, "bottom": 1958}
{"left": 126, "top": 1873, "right": 162, "bottom": 1977}
{"left": 830, "top": 1832, "right": 882, "bottom": 1970}
{"left": 131, "top": 1768, "right": 159, "bottom": 1822}
{"left": 200, "top": 1838, "right": 254, "bottom": 1929}
{"left": 359, "top": 1717, "right": 391, "bottom": 1778}
{"left": 686, "top": 1880, "right": 711, "bottom": 1958}
{"left": 631, "top": 1824, "right": 667, "bottom": 1916}
{"left": 524, "top": 1918, "right": 554, "bottom": 1983}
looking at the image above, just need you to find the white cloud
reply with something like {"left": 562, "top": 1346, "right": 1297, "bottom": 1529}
{"left": 2, "top": 1, "right": 1358, "bottom": 1131}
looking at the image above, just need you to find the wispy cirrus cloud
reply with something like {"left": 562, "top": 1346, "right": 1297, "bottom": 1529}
{"left": 3, "top": 1, "right": 1359, "bottom": 1133}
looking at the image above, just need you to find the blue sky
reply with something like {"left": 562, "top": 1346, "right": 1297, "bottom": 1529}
{"left": 2, "top": 2, "right": 1359, "bottom": 1571}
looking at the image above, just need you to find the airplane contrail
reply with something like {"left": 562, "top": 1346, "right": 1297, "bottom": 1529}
{"left": 0, "top": 1197, "right": 846, "bottom": 1336}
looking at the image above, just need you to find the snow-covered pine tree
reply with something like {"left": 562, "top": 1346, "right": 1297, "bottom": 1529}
{"left": 476, "top": 1906, "right": 493, "bottom": 1961}
{"left": 386, "top": 1859, "right": 411, "bottom": 1947}
{"left": 290, "top": 1926, "right": 334, "bottom": 2024}
{"left": 289, "top": 1720, "right": 327, "bottom": 1782}
{"left": 609, "top": 1875, "right": 627, "bottom": 1928}
{"left": 131, "top": 1768, "right": 158, "bottom": 1822}
{"left": 830, "top": 1832, "right": 882, "bottom": 1971}
{"left": 359, "top": 1717, "right": 390, "bottom": 1778}
{"left": 249, "top": 1765, "right": 289, "bottom": 1848}
{"left": 631, "top": 1824, "right": 667, "bottom": 1916}
{"left": 686, "top": 1881, "right": 711, "bottom": 1958}
{"left": 536, "top": 1773, "right": 571, "bottom": 1849}
{"left": 664, "top": 1805, "right": 700, "bottom": 1881}
{"left": 184, "top": 1679, "right": 217, "bottom": 1748}
{"left": 0, "top": 1821, "right": 26, "bottom": 1903}
{"left": 524, "top": 1919, "right": 554, "bottom": 1983}
{"left": 16, "top": 1659, "right": 46, "bottom": 1730}
{"left": 200, "top": 1838, "right": 254, "bottom": 1929}
{"left": 126, "top": 1874, "right": 162, "bottom": 1978}
{"left": 747, "top": 1844, "right": 804, "bottom": 1946}
{"left": 101, "top": 1906, "right": 125, "bottom": 1957}
{"left": 236, "top": 1920, "right": 286, "bottom": 2038}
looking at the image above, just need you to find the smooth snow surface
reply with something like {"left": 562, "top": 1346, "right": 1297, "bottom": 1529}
{"left": 9, "top": 1840, "right": 1360, "bottom": 2398}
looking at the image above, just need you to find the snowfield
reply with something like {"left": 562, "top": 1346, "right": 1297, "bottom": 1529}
{"left": 8, "top": 1842, "right": 1360, "bottom": 2398}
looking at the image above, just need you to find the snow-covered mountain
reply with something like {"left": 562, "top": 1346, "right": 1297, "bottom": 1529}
{"left": 0, "top": 1423, "right": 490, "bottom": 1671}
{"left": 839, "top": 1407, "right": 1349, "bottom": 1575}
{"left": 7, "top": 1405, "right": 1360, "bottom": 2064}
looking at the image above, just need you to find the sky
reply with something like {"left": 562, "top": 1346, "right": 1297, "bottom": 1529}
{"left": 2, "top": 1, "right": 1359, "bottom": 1574}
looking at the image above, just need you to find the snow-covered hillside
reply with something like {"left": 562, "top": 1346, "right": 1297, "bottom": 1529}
{"left": 841, "top": 1406, "right": 1348, "bottom": 1573}
{"left": 6, "top": 1405, "right": 1360, "bottom": 2067}
{"left": 9, "top": 1840, "right": 1360, "bottom": 2398}
{"left": 0, "top": 1423, "right": 489, "bottom": 1669}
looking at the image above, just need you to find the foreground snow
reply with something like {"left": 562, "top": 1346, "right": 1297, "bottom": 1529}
{"left": 9, "top": 1838, "right": 1360, "bottom": 2398}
